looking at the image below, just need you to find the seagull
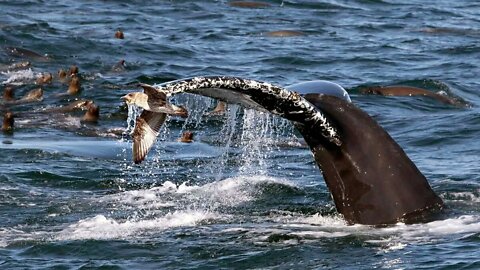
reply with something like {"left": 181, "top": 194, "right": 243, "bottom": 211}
{"left": 121, "top": 83, "right": 188, "bottom": 164}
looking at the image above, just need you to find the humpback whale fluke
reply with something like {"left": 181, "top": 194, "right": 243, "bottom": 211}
{"left": 124, "top": 76, "right": 444, "bottom": 225}
{"left": 153, "top": 76, "right": 341, "bottom": 145}
{"left": 299, "top": 94, "right": 444, "bottom": 224}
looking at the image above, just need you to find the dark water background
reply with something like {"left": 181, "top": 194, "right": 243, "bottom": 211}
{"left": 1, "top": 1, "right": 479, "bottom": 269}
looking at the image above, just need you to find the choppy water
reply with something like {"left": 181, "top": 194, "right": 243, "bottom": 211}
{"left": 1, "top": 1, "right": 479, "bottom": 269}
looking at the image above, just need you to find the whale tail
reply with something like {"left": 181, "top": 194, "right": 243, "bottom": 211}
{"left": 300, "top": 94, "right": 444, "bottom": 224}
{"left": 129, "top": 76, "right": 444, "bottom": 225}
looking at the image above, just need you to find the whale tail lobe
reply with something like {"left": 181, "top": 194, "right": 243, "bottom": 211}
{"left": 300, "top": 94, "right": 444, "bottom": 224}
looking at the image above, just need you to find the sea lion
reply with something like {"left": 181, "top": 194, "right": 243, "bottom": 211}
{"left": 3, "top": 86, "right": 15, "bottom": 101}
{"left": 68, "top": 65, "right": 79, "bottom": 76}
{"left": 20, "top": 88, "right": 43, "bottom": 102}
{"left": 205, "top": 101, "right": 226, "bottom": 116}
{"left": 111, "top": 60, "right": 127, "bottom": 72}
{"left": 122, "top": 84, "right": 189, "bottom": 163}
{"left": 1, "top": 87, "right": 42, "bottom": 105}
{"left": 360, "top": 85, "right": 464, "bottom": 106}
{"left": 419, "top": 27, "right": 480, "bottom": 36}
{"left": 67, "top": 75, "right": 81, "bottom": 95}
{"left": 81, "top": 103, "right": 100, "bottom": 123}
{"left": 178, "top": 131, "right": 194, "bottom": 143}
{"left": 0, "top": 61, "right": 30, "bottom": 72}
{"left": 4, "top": 46, "right": 50, "bottom": 61}
{"left": 266, "top": 30, "right": 305, "bottom": 37}
{"left": 124, "top": 76, "right": 444, "bottom": 225}
{"left": 115, "top": 30, "right": 124, "bottom": 39}
{"left": 58, "top": 69, "right": 68, "bottom": 83}
{"left": 229, "top": 1, "right": 271, "bottom": 8}
{"left": 2, "top": 112, "right": 14, "bottom": 132}
{"left": 40, "top": 99, "right": 94, "bottom": 113}
{"left": 36, "top": 72, "right": 53, "bottom": 85}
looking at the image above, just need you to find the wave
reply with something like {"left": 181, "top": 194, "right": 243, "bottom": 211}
{"left": 103, "top": 175, "right": 298, "bottom": 209}
{"left": 56, "top": 210, "right": 218, "bottom": 241}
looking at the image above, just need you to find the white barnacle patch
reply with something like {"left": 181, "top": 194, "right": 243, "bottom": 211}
{"left": 152, "top": 76, "right": 341, "bottom": 145}
{"left": 288, "top": 110, "right": 305, "bottom": 114}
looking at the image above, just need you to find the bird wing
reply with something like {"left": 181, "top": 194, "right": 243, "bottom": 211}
{"left": 139, "top": 83, "right": 168, "bottom": 100}
{"left": 132, "top": 110, "right": 167, "bottom": 164}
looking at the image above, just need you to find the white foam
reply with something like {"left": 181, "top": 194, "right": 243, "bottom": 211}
{"left": 447, "top": 191, "right": 480, "bottom": 203}
{"left": 105, "top": 175, "right": 296, "bottom": 209}
{"left": 227, "top": 212, "right": 480, "bottom": 248}
{"left": 394, "top": 215, "right": 480, "bottom": 238}
{"left": 0, "top": 227, "right": 43, "bottom": 248}
{"left": 1, "top": 68, "right": 37, "bottom": 85}
{"left": 57, "top": 210, "right": 217, "bottom": 240}
{"left": 292, "top": 213, "right": 348, "bottom": 227}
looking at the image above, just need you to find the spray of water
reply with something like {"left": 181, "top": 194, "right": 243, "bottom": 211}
{"left": 123, "top": 104, "right": 141, "bottom": 137}
{"left": 208, "top": 104, "right": 240, "bottom": 180}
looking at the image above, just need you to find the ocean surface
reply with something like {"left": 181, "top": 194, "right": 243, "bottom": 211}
{"left": 1, "top": 0, "right": 479, "bottom": 269}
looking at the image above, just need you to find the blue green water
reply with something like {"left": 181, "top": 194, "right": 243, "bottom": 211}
{"left": 1, "top": 1, "right": 479, "bottom": 269}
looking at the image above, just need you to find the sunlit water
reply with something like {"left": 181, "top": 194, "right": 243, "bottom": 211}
{"left": 1, "top": 1, "right": 479, "bottom": 269}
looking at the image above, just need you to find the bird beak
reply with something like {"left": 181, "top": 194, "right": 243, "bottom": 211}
{"left": 121, "top": 95, "right": 129, "bottom": 103}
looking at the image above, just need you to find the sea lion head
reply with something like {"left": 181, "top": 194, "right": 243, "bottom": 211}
{"left": 3, "top": 85, "right": 15, "bottom": 101}
{"left": 58, "top": 69, "right": 67, "bottom": 79}
{"left": 179, "top": 131, "right": 194, "bottom": 143}
{"left": 359, "top": 86, "right": 383, "bottom": 95}
{"left": 115, "top": 30, "right": 124, "bottom": 39}
{"left": 70, "top": 99, "right": 94, "bottom": 111}
{"left": 67, "top": 75, "right": 81, "bottom": 95}
{"left": 2, "top": 112, "right": 14, "bottom": 132}
{"left": 112, "top": 59, "right": 127, "bottom": 72}
{"left": 36, "top": 72, "right": 53, "bottom": 85}
{"left": 68, "top": 65, "right": 79, "bottom": 76}
{"left": 82, "top": 104, "right": 100, "bottom": 123}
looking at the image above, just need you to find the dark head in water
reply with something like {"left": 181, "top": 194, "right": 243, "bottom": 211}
{"left": 36, "top": 72, "right": 53, "bottom": 85}
{"left": 68, "top": 65, "right": 79, "bottom": 76}
{"left": 3, "top": 85, "right": 15, "bottom": 101}
{"left": 68, "top": 75, "right": 81, "bottom": 95}
{"left": 2, "top": 112, "right": 14, "bottom": 132}
{"left": 82, "top": 104, "right": 100, "bottom": 123}
{"left": 178, "top": 131, "right": 194, "bottom": 143}
{"left": 124, "top": 76, "right": 444, "bottom": 225}
{"left": 115, "top": 30, "right": 124, "bottom": 39}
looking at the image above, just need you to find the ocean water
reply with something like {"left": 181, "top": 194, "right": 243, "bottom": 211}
{"left": 1, "top": 1, "right": 479, "bottom": 269}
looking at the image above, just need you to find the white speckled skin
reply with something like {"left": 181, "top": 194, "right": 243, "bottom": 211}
{"left": 152, "top": 76, "right": 341, "bottom": 146}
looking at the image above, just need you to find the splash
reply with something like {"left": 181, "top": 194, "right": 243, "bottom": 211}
{"left": 123, "top": 104, "right": 141, "bottom": 138}
{"left": 56, "top": 210, "right": 218, "bottom": 241}
{"left": 237, "top": 109, "right": 295, "bottom": 176}
{"left": 102, "top": 175, "right": 297, "bottom": 210}
{"left": 208, "top": 103, "right": 240, "bottom": 180}
{"left": 1, "top": 68, "right": 37, "bottom": 85}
